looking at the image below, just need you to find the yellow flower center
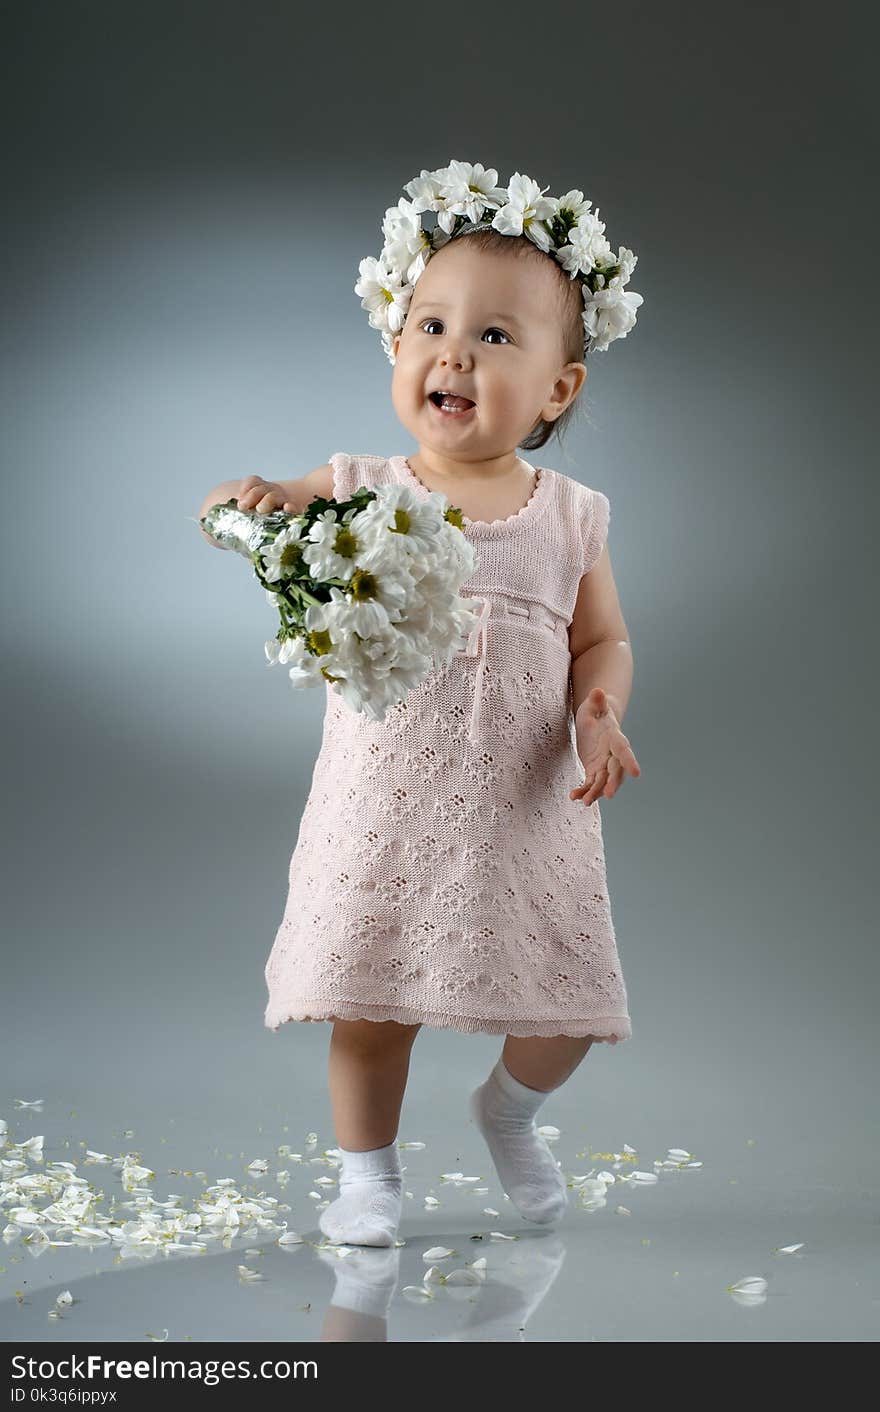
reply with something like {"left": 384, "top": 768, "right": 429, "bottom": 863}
{"left": 334, "top": 527, "right": 358, "bottom": 558}
{"left": 349, "top": 567, "right": 378, "bottom": 602}
{"left": 279, "top": 541, "right": 302, "bottom": 570}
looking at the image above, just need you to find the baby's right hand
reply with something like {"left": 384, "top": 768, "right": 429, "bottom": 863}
{"left": 237, "top": 475, "right": 295, "bottom": 514}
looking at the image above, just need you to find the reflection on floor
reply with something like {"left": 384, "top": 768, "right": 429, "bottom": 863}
{"left": 2, "top": 1098, "right": 876, "bottom": 1342}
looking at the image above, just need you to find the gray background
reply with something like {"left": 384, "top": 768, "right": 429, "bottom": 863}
{"left": 1, "top": 0, "right": 876, "bottom": 1343}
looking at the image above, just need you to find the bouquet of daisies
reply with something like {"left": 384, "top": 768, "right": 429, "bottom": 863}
{"left": 199, "top": 482, "right": 484, "bottom": 722}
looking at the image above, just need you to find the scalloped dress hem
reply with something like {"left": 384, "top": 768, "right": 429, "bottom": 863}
{"left": 264, "top": 999, "right": 630, "bottom": 1043}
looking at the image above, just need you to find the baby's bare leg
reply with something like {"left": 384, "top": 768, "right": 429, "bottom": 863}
{"left": 319, "top": 1018, "right": 421, "bottom": 1247}
{"left": 328, "top": 1018, "right": 422, "bottom": 1149}
{"left": 501, "top": 1033, "right": 594, "bottom": 1091}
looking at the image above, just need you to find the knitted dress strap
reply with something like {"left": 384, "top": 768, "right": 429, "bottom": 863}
{"left": 580, "top": 485, "right": 611, "bottom": 575}
{"left": 329, "top": 450, "right": 357, "bottom": 501}
{"left": 329, "top": 450, "right": 386, "bottom": 502}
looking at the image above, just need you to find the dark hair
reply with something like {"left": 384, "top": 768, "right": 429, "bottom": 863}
{"left": 428, "top": 226, "right": 590, "bottom": 452}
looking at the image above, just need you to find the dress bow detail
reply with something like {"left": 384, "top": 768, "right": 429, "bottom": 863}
{"left": 462, "top": 595, "right": 492, "bottom": 745}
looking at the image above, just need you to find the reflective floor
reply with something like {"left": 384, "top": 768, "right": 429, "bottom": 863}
{"left": 2, "top": 1094, "right": 877, "bottom": 1342}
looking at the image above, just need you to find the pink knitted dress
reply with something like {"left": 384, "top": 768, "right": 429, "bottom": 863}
{"left": 263, "top": 451, "right": 631, "bottom": 1043}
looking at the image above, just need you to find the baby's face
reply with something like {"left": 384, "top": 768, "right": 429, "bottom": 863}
{"left": 391, "top": 238, "right": 582, "bottom": 466}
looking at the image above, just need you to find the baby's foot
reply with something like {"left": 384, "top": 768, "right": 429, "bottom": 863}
{"left": 318, "top": 1140, "right": 404, "bottom": 1248}
{"left": 318, "top": 1176, "right": 403, "bottom": 1247}
{"left": 469, "top": 1064, "right": 568, "bottom": 1225}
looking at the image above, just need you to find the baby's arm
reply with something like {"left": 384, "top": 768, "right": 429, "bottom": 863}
{"left": 568, "top": 545, "right": 641, "bottom": 803}
{"left": 274, "top": 462, "right": 334, "bottom": 512}
{"left": 197, "top": 463, "right": 335, "bottom": 549}
{"left": 568, "top": 545, "right": 634, "bottom": 724}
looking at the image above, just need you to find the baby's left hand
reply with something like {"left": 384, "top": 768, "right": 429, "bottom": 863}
{"left": 570, "top": 687, "right": 642, "bottom": 806}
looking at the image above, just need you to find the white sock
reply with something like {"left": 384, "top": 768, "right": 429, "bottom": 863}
{"left": 469, "top": 1058, "right": 568, "bottom": 1224}
{"left": 318, "top": 1141, "right": 403, "bottom": 1247}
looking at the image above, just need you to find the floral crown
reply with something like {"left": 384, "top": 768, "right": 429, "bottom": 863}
{"left": 354, "top": 158, "right": 644, "bottom": 366}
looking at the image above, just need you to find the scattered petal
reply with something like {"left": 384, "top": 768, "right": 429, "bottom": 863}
{"left": 727, "top": 1276, "right": 767, "bottom": 1295}
{"left": 14, "top": 1137, "right": 44, "bottom": 1162}
{"left": 575, "top": 1177, "right": 608, "bottom": 1197}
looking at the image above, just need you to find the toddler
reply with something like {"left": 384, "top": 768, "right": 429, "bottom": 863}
{"left": 199, "top": 161, "right": 643, "bottom": 1254}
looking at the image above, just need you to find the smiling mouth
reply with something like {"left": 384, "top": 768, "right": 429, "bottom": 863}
{"left": 428, "top": 391, "right": 477, "bottom": 417}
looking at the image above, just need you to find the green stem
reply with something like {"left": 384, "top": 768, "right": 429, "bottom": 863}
{"left": 296, "top": 587, "right": 322, "bottom": 607}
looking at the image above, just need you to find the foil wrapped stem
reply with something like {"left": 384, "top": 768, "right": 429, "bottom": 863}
{"left": 199, "top": 498, "right": 297, "bottom": 558}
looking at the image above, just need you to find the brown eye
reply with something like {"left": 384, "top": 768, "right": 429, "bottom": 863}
{"left": 484, "top": 328, "right": 511, "bottom": 344}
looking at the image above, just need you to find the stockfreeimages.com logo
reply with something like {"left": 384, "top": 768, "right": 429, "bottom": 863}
{"left": 10, "top": 1355, "right": 317, "bottom": 1388}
